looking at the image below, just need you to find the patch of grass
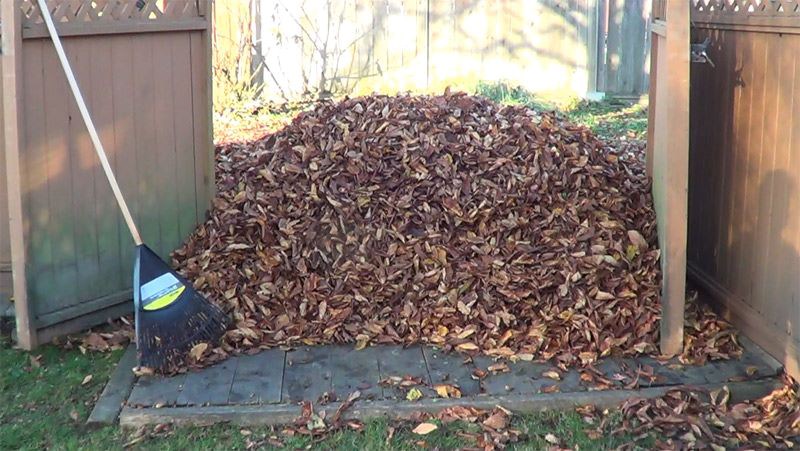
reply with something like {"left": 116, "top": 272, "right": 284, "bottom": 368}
{"left": 565, "top": 99, "right": 648, "bottom": 141}
{"left": 475, "top": 81, "right": 648, "bottom": 142}
{"left": 0, "top": 336, "right": 121, "bottom": 450}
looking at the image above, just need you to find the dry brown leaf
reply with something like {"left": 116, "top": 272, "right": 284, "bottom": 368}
{"left": 412, "top": 422, "right": 438, "bottom": 435}
{"left": 456, "top": 343, "right": 479, "bottom": 352}
{"left": 542, "top": 370, "right": 561, "bottom": 381}
{"left": 189, "top": 343, "right": 208, "bottom": 361}
{"left": 81, "top": 374, "right": 93, "bottom": 385}
{"left": 544, "top": 433, "right": 559, "bottom": 444}
{"left": 482, "top": 411, "right": 509, "bottom": 430}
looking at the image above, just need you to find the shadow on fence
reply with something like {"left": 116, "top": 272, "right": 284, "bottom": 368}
{"left": 213, "top": 0, "right": 651, "bottom": 105}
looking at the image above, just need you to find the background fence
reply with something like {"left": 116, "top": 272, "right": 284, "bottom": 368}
{"left": 213, "top": 0, "right": 652, "bottom": 103}
{"left": 687, "top": 0, "right": 800, "bottom": 377}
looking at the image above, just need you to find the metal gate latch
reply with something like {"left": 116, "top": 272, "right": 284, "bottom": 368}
{"left": 691, "top": 37, "right": 715, "bottom": 67}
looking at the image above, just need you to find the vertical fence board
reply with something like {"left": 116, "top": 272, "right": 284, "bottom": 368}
{"left": 68, "top": 39, "right": 102, "bottom": 304}
{"left": 111, "top": 35, "right": 139, "bottom": 280}
{"left": 132, "top": 34, "right": 164, "bottom": 256}
{"left": 191, "top": 30, "right": 214, "bottom": 223}
{"left": 0, "top": 47, "right": 9, "bottom": 305}
{"left": 89, "top": 34, "right": 124, "bottom": 295}
{"left": 153, "top": 34, "right": 181, "bottom": 255}
{"left": 753, "top": 33, "right": 782, "bottom": 327}
{"left": 40, "top": 38, "right": 80, "bottom": 316}
{"left": 711, "top": 29, "right": 734, "bottom": 288}
{"left": 171, "top": 33, "right": 201, "bottom": 241}
{"left": 22, "top": 40, "right": 53, "bottom": 311}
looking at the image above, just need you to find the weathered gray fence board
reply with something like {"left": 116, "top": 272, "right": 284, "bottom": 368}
{"left": 226, "top": 0, "right": 650, "bottom": 100}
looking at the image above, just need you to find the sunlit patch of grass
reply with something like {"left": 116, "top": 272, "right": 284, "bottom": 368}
{"left": 475, "top": 81, "right": 648, "bottom": 142}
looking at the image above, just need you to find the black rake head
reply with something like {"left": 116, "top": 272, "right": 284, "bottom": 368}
{"left": 136, "top": 292, "right": 229, "bottom": 369}
{"left": 134, "top": 244, "right": 230, "bottom": 370}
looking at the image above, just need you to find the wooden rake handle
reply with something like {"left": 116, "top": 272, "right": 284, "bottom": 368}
{"left": 36, "top": 0, "right": 144, "bottom": 246}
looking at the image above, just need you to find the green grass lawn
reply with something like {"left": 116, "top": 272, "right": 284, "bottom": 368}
{"left": 1, "top": 88, "right": 652, "bottom": 450}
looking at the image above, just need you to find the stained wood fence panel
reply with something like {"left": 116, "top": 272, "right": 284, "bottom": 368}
{"left": 0, "top": 54, "right": 9, "bottom": 306}
{"left": 1, "top": 0, "right": 214, "bottom": 348}
{"left": 688, "top": 0, "right": 800, "bottom": 377}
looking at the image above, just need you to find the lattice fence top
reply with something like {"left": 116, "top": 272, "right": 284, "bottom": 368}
{"left": 692, "top": 0, "right": 800, "bottom": 16}
{"left": 20, "top": 0, "right": 202, "bottom": 26}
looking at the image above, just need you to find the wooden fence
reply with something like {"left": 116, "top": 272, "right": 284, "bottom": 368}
{"left": 214, "top": 0, "right": 652, "bottom": 101}
{"left": 1, "top": 0, "right": 214, "bottom": 348}
{"left": 687, "top": 0, "right": 800, "bottom": 377}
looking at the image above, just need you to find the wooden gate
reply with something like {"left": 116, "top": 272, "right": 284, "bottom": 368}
{"left": 1, "top": 0, "right": 214, "bottom": 348}
{"left": 688, "top": 0, "right": 800, "bottom": 377}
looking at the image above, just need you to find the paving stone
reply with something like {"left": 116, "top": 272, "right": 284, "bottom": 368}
{"left": 228, "top": 349, "right": 285, "bottom": 404}
{"left": 128, "top": 377, "right": 175, "bottom": 408}
{"left": 128, "top": 374, "right": 187, "bottom": 407}
{"left": 376, "top": 345, "right": 430, "bottom": 399}
{"left": 474, "top": 356, "right": 556, "bottom": 396}
{"left": 423, "top": 347, "right": 480, "bottom": 397}
{"left": 282, "top": 347, "right": 333, "bottom": 403}
{"left": 178, "top": 358, "right": 239, "bottom": 406}
{"left": 329, "top": 345, "right": 383, "bottom": 401}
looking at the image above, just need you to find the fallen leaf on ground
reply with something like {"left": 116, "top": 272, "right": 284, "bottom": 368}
{"left": 412, "top": 422, "right": 438, "bottom": 435}
{"left": 406, "top": 388, "right": 423, "bottom": 402}
{"left": 189, "top": 343, "right": 208, "bottom": 361}
{"left": 482, "top": 411, "right": 509, "bottom": 430}
{"left": 542, "top": 370, "right": 561, "bottom": 381}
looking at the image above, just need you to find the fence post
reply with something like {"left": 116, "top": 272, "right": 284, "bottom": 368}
{"left": 2, "top": 0, "right": 36, "bottom": 349}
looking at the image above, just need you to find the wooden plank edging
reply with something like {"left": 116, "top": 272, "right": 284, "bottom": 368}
{"left": 118, "top": 379, "right": 783, "bottom": 429}
{"left": 87, "top": 345, "right": 138, "bottom": 426}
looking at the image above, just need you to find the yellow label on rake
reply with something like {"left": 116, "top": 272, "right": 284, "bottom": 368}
{"left": 141, "top": 273, "right": 186, "bottom": 311}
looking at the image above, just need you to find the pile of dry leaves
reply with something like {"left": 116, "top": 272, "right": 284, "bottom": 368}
{"left": 174, "top": 91, "right": 714, "bottom": 367}
{"left": 617, "top": 377, "right": 800, "bottom": 449}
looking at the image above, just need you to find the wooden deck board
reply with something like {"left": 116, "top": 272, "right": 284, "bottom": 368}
{"left": 119, "top": 340, "right": 782, "bottom": 413}
{"left": 128, "top": 373, "right": 187, "bottom": 407}
{"left": 177, "top": 358, "right": 239, "bottom": 406}
{"left": 328, "top": 345, "right": 383, "bottom": 401}
{"left": 282, "top": 347, "right": 334, "bottom": 403}
{"left": 473, "top": 356, "right": 558, "bottom": 396}
{"left": 422, "top": 347, "right": 480, "bottom": 397}
{"left": 227, "top": 350, "right": 285, "bottom": 405}
{"left": 120, "top": 379, "right": 785, "bottom": 428}
{"left": 375, "top": 346, "right": 430, "bottom": 399}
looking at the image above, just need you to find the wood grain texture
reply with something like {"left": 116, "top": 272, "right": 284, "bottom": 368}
{"left": 282, "top": 346, "right": 334, "bottom": 403}
{"left": 1, "top": 0, "right": 35, "bottom": 348}
{"left": 228, "top": 350, "right": 286, "bottom": 405}
{"left": 120, "top": 379, "right": 785, "bottom": 428}
{"left": 1, "top": 20, "right": 213, "bottom": 344}
{"left": 422, "top": 347, "right": 480, "bottom": 397}
{"left": 651, "top": 0, "right": 690, "bottom": 356}
{"left": 178, "top": 358, "right": 239, "bottom": 407}
{"left": 87, "top": 345, "right": 137, "bottom": 425}
{"left": 128, "top": 373, "right": 188, "bottom": 408}
{"left": 688, "top": 23, "right": 800, "bottom": 376}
